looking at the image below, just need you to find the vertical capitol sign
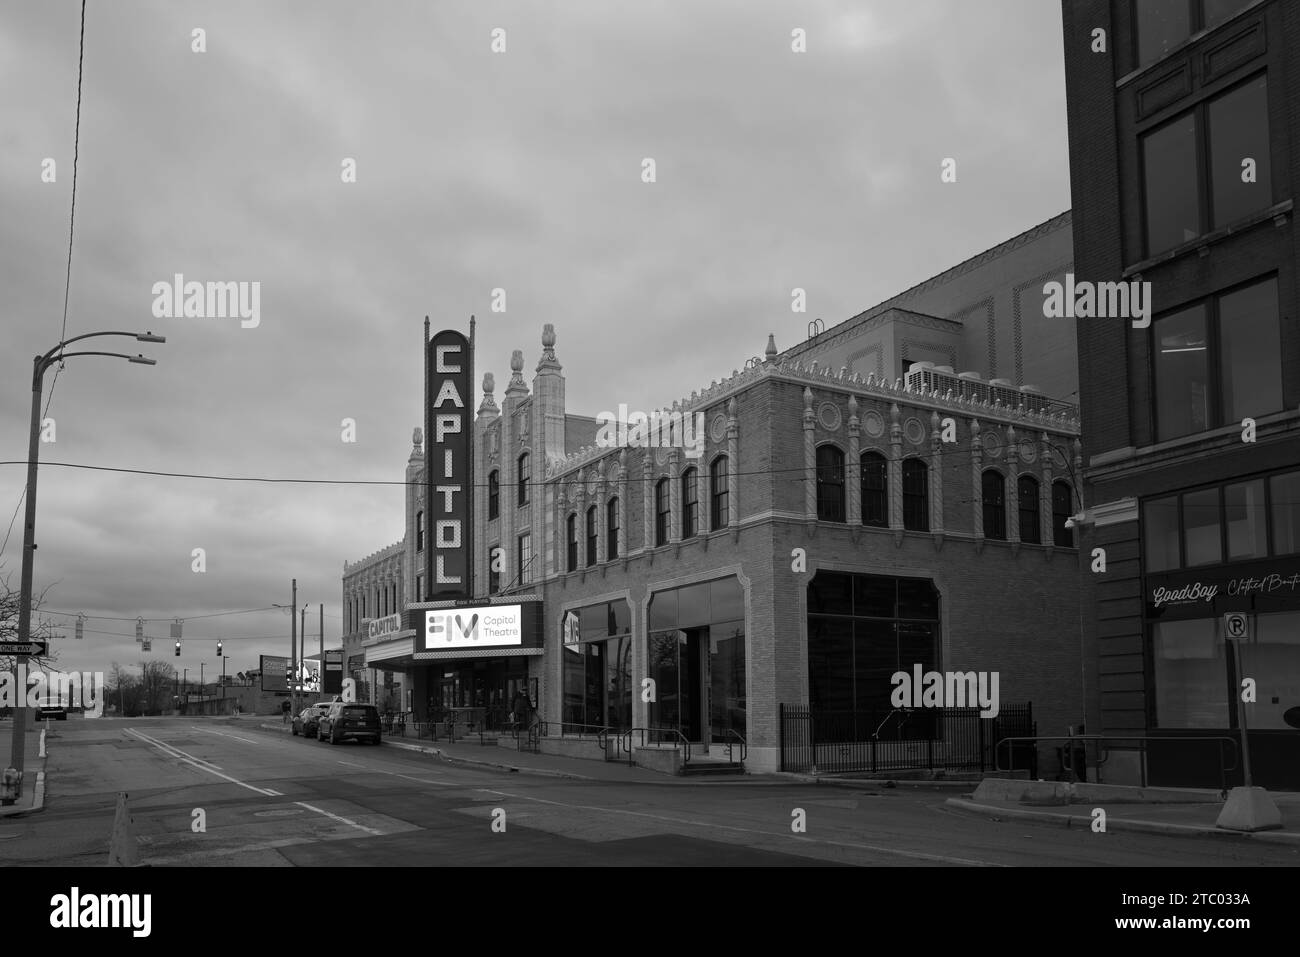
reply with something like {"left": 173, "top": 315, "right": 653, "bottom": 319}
{"left": 426, "top": 325, "right": 473, "bottom": 601}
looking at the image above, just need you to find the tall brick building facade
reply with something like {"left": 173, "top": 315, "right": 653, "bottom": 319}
{"left": 344, "top": 216, "right": 1087, "bottom": 773}
{"left": 1063, "top": 0, "right": 1300, "bottom": 788}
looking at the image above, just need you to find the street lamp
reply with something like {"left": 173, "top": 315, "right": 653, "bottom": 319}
{"left": 4, "top": 331, "right": 163, "bottom": 804}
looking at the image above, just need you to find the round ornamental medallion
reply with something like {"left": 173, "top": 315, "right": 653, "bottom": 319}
{"left": 1018, "top": 439, "right": 1037, "bottom": 464}
{"left": 981, "top": 431, "right": 1003, "bottom": 458}
{"left": 863, "top": 410, "right": 885, "bottom": 438}
{"left": 655, "top": 447, "right": 670, "bottom": 467}
{"left": 710, "top": 414, "right": 727, "bottom": 444}
{"left": 818, "top": 402, "right": 842, "bottom": 432}
{"left": 904, "top": 417, "right": 926, "bottom": 446}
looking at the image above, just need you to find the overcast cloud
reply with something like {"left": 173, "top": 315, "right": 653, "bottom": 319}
{"left": 0, "top": 0, "right": 1069, "bottom": 679}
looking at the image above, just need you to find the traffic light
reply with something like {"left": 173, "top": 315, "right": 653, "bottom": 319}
{"left": 174, "top": 640, "right": 180, "bottom": 656}
{"left": 216, "top": 640, "right": 223, "bottom": 657}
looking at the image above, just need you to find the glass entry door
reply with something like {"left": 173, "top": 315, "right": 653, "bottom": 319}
{"left": 648, "top": 628, "right": 704, "bottom": 742}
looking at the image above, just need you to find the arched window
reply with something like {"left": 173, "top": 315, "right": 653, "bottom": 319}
{"left": 982, "top": 470, "right": 1007, "bottom": 541}
{"left": 1018, "top": 475, "right": 1041, "bottom": 544}
{"left": 416, "top": 510, "right": 425, "bottom": 551}
{"left": 517, "top": 453, "right": 530, "bottom": 506}
{"left": 607, "top": 497, "right": 620, "bottom": 560}
{"left": 902, "top": 458, "right": 929, "bottom": 532}
{"left": 655, "top": 479, "right": 670, "bottom": 546}
{"left": 816, "top": 445, "right": 846, "bottom": 523}
{"left": 488, "top": 470, "right": 500, "bottom": 520}
{"left": 566, "top": 513, "right": 578, "bottom": 572}
{"left": 860, "top": 451, "right": 888, "bottom": 527}
{"left": 488, "top": 549, "right": 500, "bottom": 594}
{"left": 681, "top": 467, "right": 698, "bottom": 539}
{"left": 710, "top": 456, "right": 729, "bottom": 528}
{"left": 586, "top": 506, "right": 598, "bottom": 567}
{"left": 1052, "top": 481, "right": 1074, "bottom": 547}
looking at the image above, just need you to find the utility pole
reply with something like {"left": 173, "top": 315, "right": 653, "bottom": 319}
{"left": 290, "top": 578, "right": 298, "bottom": 716}
{"left": 200, "top": 662, "right": 205, "bottom": 700}
{"left": 319, "top": 603, "right": 324, "bottom": 696}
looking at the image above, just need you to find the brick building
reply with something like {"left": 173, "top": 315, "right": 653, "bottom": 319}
{"left": 1062, "top": 0, "right": 1300, "bottom": 788}
{"left": 344, "top": 214, "right": 1087, "bottom": 773}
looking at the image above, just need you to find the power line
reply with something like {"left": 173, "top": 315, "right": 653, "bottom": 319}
{"left": 0, "top": 443, "right": 1082, "bottom": 492}
{"left": 41, "top": 605, "right": 282, "bottom": 623}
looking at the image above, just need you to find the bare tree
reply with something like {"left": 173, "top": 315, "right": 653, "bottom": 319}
{"left": 0, "top": 564, "right": 60, "bottom": 675}
{"left": 138, "top": 659, "right": 177, "bottom": 714}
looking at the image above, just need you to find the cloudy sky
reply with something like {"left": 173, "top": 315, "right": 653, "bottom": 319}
{"left": 0, "top": 0, "right": 1070, "bottom": 682}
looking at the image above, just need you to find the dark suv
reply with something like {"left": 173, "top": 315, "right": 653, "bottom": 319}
{"left": 317, "top": 702, "right": 381, "bottom": 745}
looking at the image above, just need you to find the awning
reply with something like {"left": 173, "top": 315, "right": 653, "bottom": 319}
{"left": 414, "top": 647, "right": 544, "bottom": 660}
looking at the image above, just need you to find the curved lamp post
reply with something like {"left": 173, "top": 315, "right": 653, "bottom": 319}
{"left": 2, "top": 331, "right": 163, "bottom": 804}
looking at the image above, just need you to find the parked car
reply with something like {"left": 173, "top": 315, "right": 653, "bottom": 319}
{"left": 317, "top": 702, "right": 381, "bottom": 745}
{"left": 292, "top": 702, "right": 332, "bottom": 737}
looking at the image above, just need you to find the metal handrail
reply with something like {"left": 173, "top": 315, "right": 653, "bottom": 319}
{"left": 721, "top": 728, "right": 747, "bottom": 764}
{"left": 620, "top": 726, "right": 691, "bottom": 767}
{"left": 994, "top": 733, "right": 1241, "bottom": 793}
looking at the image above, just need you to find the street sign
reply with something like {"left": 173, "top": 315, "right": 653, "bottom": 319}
{"left": 0, "top": 640, "right": 48, "bottom": 656}
{"left": 1223, "top": 612, "right": 1249, "bottom": 640}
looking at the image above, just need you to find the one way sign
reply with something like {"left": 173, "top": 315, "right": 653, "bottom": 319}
{"left": 0, "top": 640, "right": 48, "bottom": 656}
{"left": 1223, "top": 613, "right": 1249, "bottom": 640}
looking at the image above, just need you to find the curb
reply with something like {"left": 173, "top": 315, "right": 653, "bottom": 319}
{"left": 945, "top": 797, "right": 1300, "bottom": 845}
{"left": 381, "top": 739, "right": 594, "bottom": 780}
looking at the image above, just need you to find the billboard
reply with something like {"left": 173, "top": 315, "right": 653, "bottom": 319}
{"left": 426, "top": 326, "right": 472, "bottom": 601}
{"left": 260, "top": 654, "right": 289, "bottom": 692}
{"left": 423, "top": 604, "right": 522, "bottom": 650}
{"left": 260, "top": 654, "right": 319, "bottom": 692}
{"left": 324, "top": 649, "right": 343, "bottom": 695}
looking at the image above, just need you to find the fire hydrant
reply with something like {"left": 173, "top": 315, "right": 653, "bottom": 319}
{"left": 1, "top": 766, "right": 22, "bottom": 805}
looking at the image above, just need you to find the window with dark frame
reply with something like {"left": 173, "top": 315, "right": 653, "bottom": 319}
{"left": 1150, "top": 275, "right": 1281, "bottom": 442}
{"left": 566, "top": 513, "right": 578, "bottom": 572}
{"left": 487, "top": 554, "right": 498, "bottom": 595}
{"left": 415, "top": 510, "right": 424, "bottom": 551}
{"left": 1018, "top": 474, "right": 1041, "bottom": 544}
{"left": 1140, "top": 72, "right": 1271, "bottom": 259}
{"left": 902, "top": 458, "right": 928, "bottom": 532}
{"left": 586, "top": 505, "right": 598, "bottom": 567}
{"left": 607, "top": 498, "right": 620, "bottom": 560}
{"left": 488, "top": 470, "right": 500, "bottom": 520}
{"left": 861, "top": 451, "right": 888, "bottom": 528}
{"left": 1142, "top": 467, "right": 1300, "bottom": 571}
{"left": 655, "top": 478, "right": 670, "bottom": 546}
{"left": 1052, "top": 481, "right": 1074, "bottom": 548}
{"left": 1134, "top": 0, "right": 1255, "bottom": 70}
{"left": 982, "top": 470, "right": 1007, "bottom": 541}
{"left": 710, "top": 456, "right": 729, "bottom": 529}
{"left": 517, "top": 534, "right": 531, "bottom": 585}
{"left": 517, "top": 453, "right": 530, "bottom": 507}
{"left": 681, "top": 468, "right": 698, "bottom": 539}
{"left": 816, "top": 445, "right": 846, "bottom": 523}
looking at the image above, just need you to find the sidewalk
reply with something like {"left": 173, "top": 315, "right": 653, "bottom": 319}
{"left": 250, "top": 717, "right": 792, "bottom": 785}
{"left": 0, "top": 722, "right": 47, "bottom": 818}
{"left": 946, "top": 778, "right": 1300, "bottom": 845}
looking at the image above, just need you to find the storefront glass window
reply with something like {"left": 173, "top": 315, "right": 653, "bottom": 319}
{"left": 563, "top": 599, "right": 633, "bottom": 731}
{"left": 1271, "top": 471, "right": 1300, "bottom": 555}
{"left": 1240, "top": 612, "right": 1300, "bottom": 730}
{"left": 646, "top": 576, "right": 747, "bottom": 743}
{"left": 1183, "top": 488, "right": 1222, "bottom": 566}
{"left": 1153, "top": 619, "right": 1228, "bottom": 728}
{"left": 1224, "top": 479, "right": 1266, "bottom": 562}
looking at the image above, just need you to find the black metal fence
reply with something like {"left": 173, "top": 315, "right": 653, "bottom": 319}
{"left": 779, "top": 703, "right": 1036, "bottom": 775}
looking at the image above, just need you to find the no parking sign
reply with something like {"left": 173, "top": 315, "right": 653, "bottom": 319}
{"left": 1223, "top": 612, "right": 1249, "bottom": 640}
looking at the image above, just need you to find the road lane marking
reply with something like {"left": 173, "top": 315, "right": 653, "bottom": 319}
{"left": 475, "top": 790, "right": 1006, "bottom": 867}
{"left": 126, "top": 728, "right": 225, "bottom": 770}
{"left": 191, "top": 726, "right": 259, "bottom": 744}
{"left": 126, "top": 728, "right": 278, "bottom": 797}
{"left": 294, "top": 801, "right": 383, "bottom": 836}
{"left": 263, "top": 789, "right": 284, "bottom": 796}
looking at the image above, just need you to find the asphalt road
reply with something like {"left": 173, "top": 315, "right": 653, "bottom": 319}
{"left": 2, "top": 716, "right": 1297, "bottom": 867}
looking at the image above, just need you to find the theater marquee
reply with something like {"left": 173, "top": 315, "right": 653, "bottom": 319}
{"left": 426, "top": 324, "right": 473, "bottom": 601}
